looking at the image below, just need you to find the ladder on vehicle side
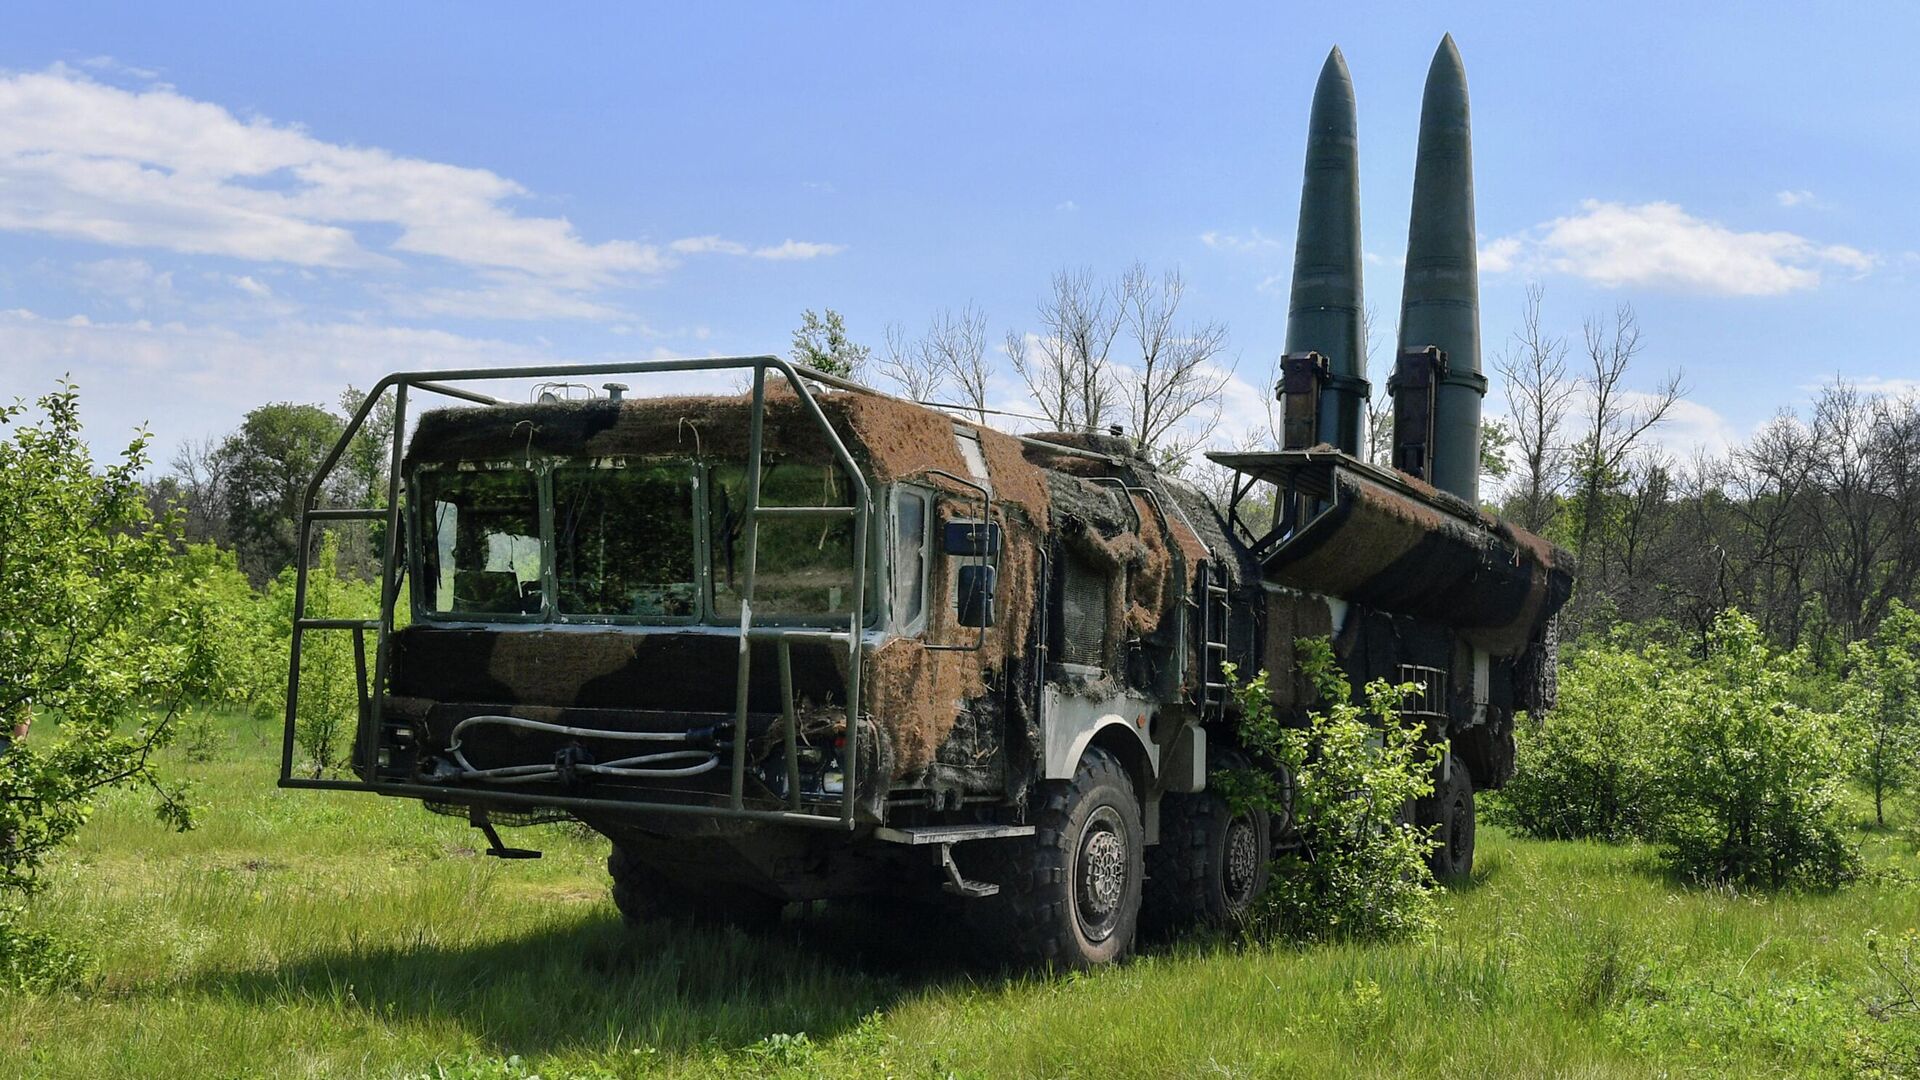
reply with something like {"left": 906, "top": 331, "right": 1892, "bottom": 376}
{"left": 1197, "top": 560, "right": 1232, "bottom": 718}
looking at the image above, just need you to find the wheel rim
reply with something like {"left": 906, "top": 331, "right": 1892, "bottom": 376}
{"left": 1222, "top": 815, "right": 1261, "bottom": 907}
{"left": 1447, "top": 795, "right": 1470, "bottom": 868}
{"left": 1074, "top": 805, "right": 1128, "bottom": 943}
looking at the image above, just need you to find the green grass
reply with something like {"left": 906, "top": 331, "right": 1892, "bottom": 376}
{"left": 6, "top": 708, "right": 1920, "bottom": 1078}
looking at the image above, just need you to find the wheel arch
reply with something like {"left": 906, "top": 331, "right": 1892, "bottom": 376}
{"left": 1046, "top": 713, "right": 1155, "bottom": 797}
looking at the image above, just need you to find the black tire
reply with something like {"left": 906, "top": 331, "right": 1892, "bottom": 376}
{"left": 969, "top": 747, "right": 1145, "bottom": 969}
{"left": 1423, "top": 761, "right": 1476, "bottom": 882}
{"left": 607, "top": 843, "right": 785, "bottom": 928}
{"left": 1143, "top": 754, "right": 1272, "bottom": 936}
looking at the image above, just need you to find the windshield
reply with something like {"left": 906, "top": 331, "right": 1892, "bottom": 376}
{"left": 418, "top": 468, "right": 543, "bottom": 616}
{"left": 709, "top": 461, "right": 859, "bottom": 619}
{"left": 412, "top": 458, "right": 870, "bottom": 625}
{"left": 553, "top": 462, "right": 698, "bottom": 618}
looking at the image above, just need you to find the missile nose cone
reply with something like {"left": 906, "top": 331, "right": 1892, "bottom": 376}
{"left": 1285, "top": 42, "right": 1367, "bottom": 456}
{"left": 1420, "top": 34, "right": 1470, "bottom": 138}
{"left": 1309, "top": 47, "right": 1357, "bottom": 137}
{"left": 1290, "top": 41, "right": 1367, "bottom": 453}
{"left": 1398, "top": 33, "right": 1485, "bottom": 502}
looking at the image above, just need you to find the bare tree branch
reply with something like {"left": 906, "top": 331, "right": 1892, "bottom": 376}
{"left": 1494, "top": 283, "right": 1577, "bottom": 531}
{"left": 878, "top": 321, "right": 945, "bottom": 402}
{"left": 921, "top": 303, "right": 991, "bottom": 424}
{"left": 1115, "top": 261, "right": 1232, "bottom": 468}
{"left": 1014, "top": 267, "right": 1121, "bottom": 432}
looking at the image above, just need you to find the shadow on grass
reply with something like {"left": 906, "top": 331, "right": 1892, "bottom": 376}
{"left": 191, "top": 898, "right": 993, "bottom": 1057}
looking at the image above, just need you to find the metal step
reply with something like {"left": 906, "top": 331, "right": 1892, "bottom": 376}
{"left": 873, "top": 823, "right": 1036, "bottom": 845}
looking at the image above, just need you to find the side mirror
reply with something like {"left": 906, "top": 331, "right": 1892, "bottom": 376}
{"left": 957, "top": 564, "right": 997, "bottom": 628}
{"left": 943, "top": 519, "right": 1002, "bottom": 557}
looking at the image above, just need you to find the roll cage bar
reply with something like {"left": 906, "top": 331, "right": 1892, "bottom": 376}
{"left": 280, "top": 356, "right": 877, "bottom": 830}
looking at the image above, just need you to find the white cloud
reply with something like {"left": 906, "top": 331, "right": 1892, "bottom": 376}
{"left": 73, "top": 257, "right": 173, "bottom": 310}
{"left": 1775, "top": 189, "right": 1820, "bottom": 208}
{"left": 1484, "top": 200, "right": 1873, "bottom": 296}
{"left": 669, "top": 235, "right": 749, "bottom": 256}
{"left": 669, "top": 235, "right": 843, "bottom": 260}
{"left": 77, "top": 56, "right": 161, "bottom": 81}
{"left": 0, "top": 67, "right": 847, "bottom": 327}
{"left": 0, "top": 306, "right": 743, "bottom": 453}
{"left": 384, "top": 274, "right": 629, "bottom": 321}
{"left": 1478, "top": 236, "right": 1522, "bottom": 274}
{"left": 0, "top": 67, "right": 843, "bottom": 304}
{"left": 1200, "top": 229, "right": 1283, "bottom": 253}
{"left": 749, "top": 239, "right": 845, "bottom": 261}
{"left": 227, "top": 274, "right": 271, "bottom": 298}
{"left": 1055, "top": 200, "right": 1079, "bottom": 212}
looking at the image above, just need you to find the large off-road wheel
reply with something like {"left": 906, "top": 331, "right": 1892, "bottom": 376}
{"left": 971, "top": 747, "right": 1145, "bottom": 969}
{"left": 1421, "top": 760, "right": 1476, "bottom": 882}
{"left": 1144, "top": 753, "right": 1272, "bottom": 936}
{"left": 607, "top": 843, "right": 784, "bottom": 928}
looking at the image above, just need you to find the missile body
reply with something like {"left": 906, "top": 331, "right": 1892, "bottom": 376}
{"left": 1397, "top": 34, "right": 1488, "bottom": 502}
{"left": 1283, "top": 47, "right": 1367, "bottom": 456}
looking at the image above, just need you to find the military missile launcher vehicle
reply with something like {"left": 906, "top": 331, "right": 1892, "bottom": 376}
{"left": 280, "top": 36, "right": 1570, "bottom": 968}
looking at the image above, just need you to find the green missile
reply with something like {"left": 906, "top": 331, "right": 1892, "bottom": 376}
{"left": 1397, "top": 34, "right": 1489, "bottom": 502}
{"left": 1283, "top": 46, "right": 1368, "bottom": 456}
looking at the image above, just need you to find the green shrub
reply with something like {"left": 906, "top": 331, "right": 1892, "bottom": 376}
{"left": 1, "top": 383, "right": 198, "bottom": 918}
{"left": 1496, "top": 628, "right": 1674, "bottom": 842}
{"left": 257, "top": 535, "right": 382, "bottom": 778}
{"left": 1842, "top": 600, "right": 1920, "bottom": 828}
{"left": 1219, "top": 639, "right": 1441, "bottom": 943}
{"left": 1497, "top": 611, "right": 1859, "bottom": 890}
{"left": 1654, "top": 611, "right": 1860, "bottom": 889}
{"left": 0, "top": 909, "right": 93, "bottom": 991}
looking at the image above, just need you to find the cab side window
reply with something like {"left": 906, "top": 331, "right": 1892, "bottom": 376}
{"left": 892, "top": 487, "right": 930, "bottom": 630}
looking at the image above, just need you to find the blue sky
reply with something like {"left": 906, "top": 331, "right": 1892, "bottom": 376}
{"left": 3, "top": 3, "right": 1916, "bottom": 467}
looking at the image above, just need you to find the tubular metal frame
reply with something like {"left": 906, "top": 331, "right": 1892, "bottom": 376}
{"left": 280, "top": 356, "right": 872, "bottom": 830}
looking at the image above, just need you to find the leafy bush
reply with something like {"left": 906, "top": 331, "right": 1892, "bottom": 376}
{"left": 1496, "top": 627, "right": 1675, "bottom": 842}
{"left": 1219, "top": 639, "right": 1441, "bottom": 943}
{"left": 0, "top": 911, "right": 92, "bottom": 991}
{"left": 1655, "top": 611, "right": 1860, "bottom": 889}
{"left": 1498, "top": 611, "right": 1859, "bottom": 890}
{"left": 1842, "top": 600, "right": 1920, "bottom": 827}
{"left": 0, "top": 383, "right": 198, "bottom": 942}
{"left": 158, "top": 543, "right": 282, "bottom": 712}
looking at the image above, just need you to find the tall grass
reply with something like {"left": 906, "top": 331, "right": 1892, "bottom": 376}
{"left": 5, "top": 708, "right": 1919, "bottom": 1077}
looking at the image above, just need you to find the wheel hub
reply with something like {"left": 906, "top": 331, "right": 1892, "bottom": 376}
{"left": 1223, "top": 816, "right": 1261, "bottom": 903}
{"left": 1074, "top": 805, "right": 1128, "bottom": 941}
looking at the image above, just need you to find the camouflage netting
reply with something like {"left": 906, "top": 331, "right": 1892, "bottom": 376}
{"left": 407, "top": 391, "right": 1050, "bottom": 525}
{"left": 1258, "top": 460, "right": 1573, "bottom": 655}
{"left": 405, "top": 390, "right": 1056, "bottom": 785}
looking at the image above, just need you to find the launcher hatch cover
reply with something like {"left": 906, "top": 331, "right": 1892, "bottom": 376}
{"left": 280, "top": 36, "right": 1569, "bottom": 969}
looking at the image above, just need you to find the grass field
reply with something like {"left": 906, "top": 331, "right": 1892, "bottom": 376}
{"left": 6, "top": 708, "right": 1920, "bottom": 1078}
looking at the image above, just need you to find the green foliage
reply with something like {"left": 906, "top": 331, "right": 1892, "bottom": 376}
{"left": 215, "top": 401, "right": 346, "bottom": 582}
{"left": 1655, "top": 611, "right": 1860, "bottom": 888}
{"left": 1480, "top": 417, "right": 1515, "bottom": 484}
{"left": 156, "top": 543, "right": 282, "bottom": 711}
{"left": 1859, "top": 929, "right": 1920, "bottom": 1076}
{"left": 1496, "top": 628, "right": 1674, "bottom": 842}
{"left": 789, "top": 308, "right": 870, "bottom": 379}
{"left": 1219, "top": 639, "right": 1441, "bottom": 943}
{"left": 1842, "top": 599, "right": 1920, "bottom": 827}
{"left": 0, "top": 912, "right": 92, "bottom": 991}
{"left": 0, "top": 383, "right": 199, "bottom": 930}
{"left": 1501, "top": 611, "right": 1860, "bottom": 889}
{"left": 259, "top": 535, "right": 381, "bottom": 778}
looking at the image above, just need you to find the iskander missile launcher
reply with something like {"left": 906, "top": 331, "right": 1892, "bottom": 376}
{"left": 278, "top": 37, "right": 1568, "bottom": 969}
